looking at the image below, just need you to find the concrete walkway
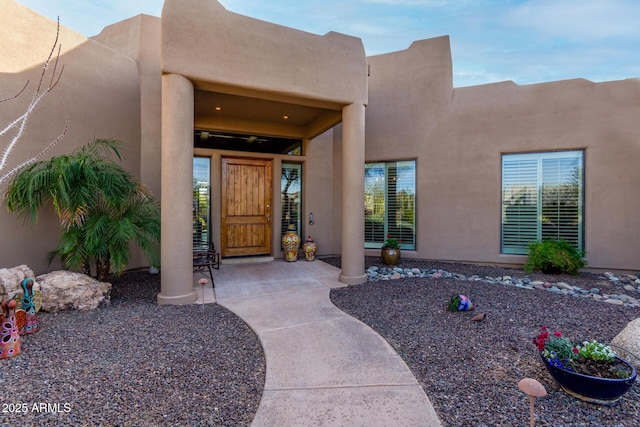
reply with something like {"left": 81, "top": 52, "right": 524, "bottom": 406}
{"left": 194, "top": 259, "right": 442, "bottom": 426}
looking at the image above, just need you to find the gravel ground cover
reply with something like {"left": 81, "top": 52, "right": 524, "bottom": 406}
{"left": 0, "top": 271, "right": 265, "bottom": 427}
{"left": 327, "top": 257, "right": 640, "bottom": 427}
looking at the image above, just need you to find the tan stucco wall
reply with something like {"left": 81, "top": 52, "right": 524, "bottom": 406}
{"left": 161, "top": 0, "right": 367, "bottom": 107}
{"left": 366, "top": 37, "right": 640, "bottom": 271}
{"left": 93, "top": 15, "right": 163, "bottom": 201}
{"left": 303, "top": 130, "right": 336, "bottom": 256}
{"left": 0, "top": 0, "right": 142, "bottom": 274}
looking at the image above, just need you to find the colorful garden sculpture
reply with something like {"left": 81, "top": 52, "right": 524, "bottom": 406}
{"left": 17, "top": 278, "right": 38, "bottom": 335}
{"left": 448, "top": 294, "right": 474, "bottom": 312}
{"left": 1, "top": 299, "right": 21, "bottom": 359}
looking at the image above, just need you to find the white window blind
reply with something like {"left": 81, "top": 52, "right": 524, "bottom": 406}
{"left": 501, "top": 151, "right": 583, "bottom": 254}
{"left": 365, "top": 161, "right": 416, "bottom": 250}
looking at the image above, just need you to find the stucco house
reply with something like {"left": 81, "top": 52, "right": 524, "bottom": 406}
{"left": 1, "top": 0, "right": 639, "bottom": 305}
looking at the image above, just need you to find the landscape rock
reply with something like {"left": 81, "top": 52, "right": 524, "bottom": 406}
{"left": 0, "top": 265, "right": 36, "bottom": 301}
{"left": 365, "top": 262, "right": 640, "bottom": 308}
{"left": 556, "top": 282, "right": 573, "bottom": 291}
{"left": 36, "top": 271, "right": 111, "bottom": 312}
{"left": 611, "top": 318, "right": 640, "bottom": 371}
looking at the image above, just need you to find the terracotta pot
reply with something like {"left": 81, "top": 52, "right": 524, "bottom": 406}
{"left": 540, "top": 353, "right": 637, "bottom": 405}
{"left": 381, "top": 247, "right": 400, "bottom": 266}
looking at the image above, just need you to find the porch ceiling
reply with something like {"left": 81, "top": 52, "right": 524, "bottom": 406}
{"left": 193, "top": 89, "right": 343, "bottom": 141}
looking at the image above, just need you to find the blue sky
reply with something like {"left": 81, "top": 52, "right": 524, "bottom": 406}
{"left": 16, "top": 0, "right": 640, "bottom": 87}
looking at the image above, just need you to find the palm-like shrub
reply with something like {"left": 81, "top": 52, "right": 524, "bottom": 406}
{"left": 5, "top": 139, "right": 160, "bottom": 279}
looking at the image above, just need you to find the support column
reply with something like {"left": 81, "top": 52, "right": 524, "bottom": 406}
{"left": 339, "top": 103, "right": 367, "bottom": 285}
{"left": 158, "top": 74, "right": 196, "bottom": 305}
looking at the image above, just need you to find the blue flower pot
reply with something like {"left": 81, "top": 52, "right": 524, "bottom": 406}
{"left": 540, "top": 353, "right": 637, "bottom": 405}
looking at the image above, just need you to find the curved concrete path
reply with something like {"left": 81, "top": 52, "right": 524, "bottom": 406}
{"left": 196, "top": 259, "right": 442, "bottom": 426}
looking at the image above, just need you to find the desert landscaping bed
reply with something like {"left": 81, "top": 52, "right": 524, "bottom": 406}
{"left": 328, "top": 257, "right": 640, "bottom": 427}
{"left": 0, "top": 271, "right": 265, "bottom": 427}
{"left": 3, "top": 259, "right": 639, "bottom": 426}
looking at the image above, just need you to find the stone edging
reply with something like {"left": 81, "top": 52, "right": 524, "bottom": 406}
{"left": 366, "top": 267, "right": 640, "bottom": 308}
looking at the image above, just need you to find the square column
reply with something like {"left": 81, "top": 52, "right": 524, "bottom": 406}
{"left": 339, "top": 103, "right": 367, "bottom": 285}
{"left": 158, "top": 73, "right": 197, "bottom": 305}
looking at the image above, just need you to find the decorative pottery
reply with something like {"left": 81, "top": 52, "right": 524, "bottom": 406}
{"left": 1, "top": 299, "right": 21, "bottom": 359}
{"left": 540, "top": 353, "right": 637, "bottom": 405}
{"left": 282, "top": 223, "right": 301, "bottom": 262}
{"left": 381, "top": 247, "right": 400, "bottom": 266}
{"left": 18, "top": 278, "right": 38, "bottom": 335}
{"left": 302, "top": 236, "right": 318, "bottom": 261}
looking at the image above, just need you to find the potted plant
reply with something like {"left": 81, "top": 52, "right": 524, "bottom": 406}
{"left": 381, "top": 234, "right": 401, "bottom": 266}
{"left": 533, "top": 326, "right": 637, "bottom": 405}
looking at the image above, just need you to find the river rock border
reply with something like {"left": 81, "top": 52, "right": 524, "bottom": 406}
{"left": 366, "top": 267, "right": 640, "bottom": 308}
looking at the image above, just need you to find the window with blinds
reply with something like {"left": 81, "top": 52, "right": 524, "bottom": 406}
{"left": 365, "top": 160, "right": 416, "bottom": 250}
{"left": 281, "top": 163, "right": 302, "bottom": 243}
{"left": 501, "top": 151, "right": 583, "bottom": 254}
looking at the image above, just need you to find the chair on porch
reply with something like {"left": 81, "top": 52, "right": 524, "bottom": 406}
{"left": 193, "top": 240, "right": 220, "bottom": 286}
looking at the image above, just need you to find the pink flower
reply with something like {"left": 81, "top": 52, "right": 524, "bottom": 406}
{"left": 554, "top": 331, "right": 562, "bottom": 338}
{"left": 572, "top": 347, "right": 579, "bottom": 354}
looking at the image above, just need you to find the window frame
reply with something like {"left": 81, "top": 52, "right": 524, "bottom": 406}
{"left": 193, "top": 156, "right": 211, "bottom": 249}
{"left": 501, "top": 150, "right": 584, "bottom": 255}
{"left": 364, "top": 160, "right": 416, "bottom": 250}
{"left": 281, "top": 162, "right": 302, "bottom": 244}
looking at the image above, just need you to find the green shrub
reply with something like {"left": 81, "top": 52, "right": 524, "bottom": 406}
{"left": 524, "top": 240, "right": 586, "bottom": 275}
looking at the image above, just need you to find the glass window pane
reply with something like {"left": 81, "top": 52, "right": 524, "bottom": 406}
{"left": 193, "top": 157, "right": 211, "bottom": 249}
{"left": 365, "top": 161, "right": 416, "bottom": 250}
{"left": 281, "top": 163, "right": 302, "bottom": 243}
{"left": 365, "top": 163, "right": 386, "bottom": 246}
{"left": 195, "top": 130, "right": 302, "bottom": 156}
{"left": 501, "top": 151, "right": 583, "bottom": 254}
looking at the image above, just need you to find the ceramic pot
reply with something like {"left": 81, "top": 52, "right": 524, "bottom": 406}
{"left": 1, "top": 299, "right": 21, "bottom": 359}
{"left": 282, "top": 224, "right": 301, "bottom": 262}
{"left": 381, "top": 247, "right": 400, "bottom": 266}
{"left": 540, "top": 353, "right": 637, "bottom": 405}
{"left": 302, "top": 236, "right": 317, "bottom": 261}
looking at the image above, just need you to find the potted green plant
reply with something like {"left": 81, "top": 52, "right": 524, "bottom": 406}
{"left": 533, "top": 326, "right": 637, "bottom": 405}
{"left": 381, "top": 233, "right": 401, "bottom": 266}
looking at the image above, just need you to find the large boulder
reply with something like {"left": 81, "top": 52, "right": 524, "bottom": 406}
{"left": 611, "top": 318, "right": 640, "bottom": 371}
{"left": 0, "top": 265, "right": 36, "bottom": 301}
{"left": 36, "top": 271, "right": 111, "bottom": 312}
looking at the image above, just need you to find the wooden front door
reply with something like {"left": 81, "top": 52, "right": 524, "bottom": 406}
{"left": 221, "top": 157, "right": 272, "bottom": 257}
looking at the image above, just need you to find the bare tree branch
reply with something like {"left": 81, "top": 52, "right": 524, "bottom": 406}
{"left": 0, "top": 17, "right": 67, "bottom": 187}
{"left": 0, "top": 81, "right": 29, "bottom": 104}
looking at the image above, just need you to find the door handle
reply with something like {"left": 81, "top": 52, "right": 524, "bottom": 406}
{"left": 266, "top": 214, "right": 271, "bottom": 225}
